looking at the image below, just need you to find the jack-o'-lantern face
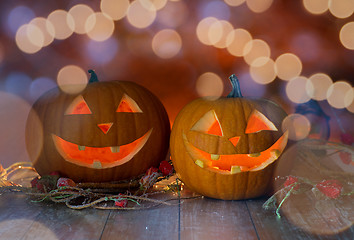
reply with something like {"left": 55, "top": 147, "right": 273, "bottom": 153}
{"left": 52, "top": 93, "right": 152, "bottom": 169}
{"left": 183, "top": 107, "right": 288, "bottom": 174}
{"left": 26, "top": 74, "right": 170, "bottom": 183}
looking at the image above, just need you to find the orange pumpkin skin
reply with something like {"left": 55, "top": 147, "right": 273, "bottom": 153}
{"left": 26, "top": 77, "right": 170, "bottom": 183}
{"left": 170, "top": 75, "right": 288, "bottom": 200}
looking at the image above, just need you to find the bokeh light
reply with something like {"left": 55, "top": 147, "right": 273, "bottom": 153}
{"left": 86, "top": 12, "right": 115, "bottom": 42}
{"left": 246, "top": 0, "right": 273, "bottom": 13}
{"left": 84, "top": 38, "right": 119, "bottom": 64}
{"left": 152, "top": 29, "right": 182, "bottom": 59}
{"left": 196, "top": 17, "right": 219, "bottom": 45}
{"left": 249, "top": 58, "right": 276, "bottom": 84}
{"left": 282, "top": 113, "right": 311, "bottom": 141}
{"left": 224, "top": 0, "right": 246, "bottom": 7}
{"left": 196, "top": 72, "right": 224, "bottom": 99}
{"left": 29, "top": 77, "right": 57, "bottom": 101}
{"left": 302, "top": 0, "right": 328, "bottom": 15}
{"left": 15, "top": 24, "right": 42, "bottom": 54}
{"left": 275, "top": 53, "right": 302, "bottom": 81}
{"left": 5, "top": 5, "right": 35, "bottom": 37}
{"left": 327, "top": 81, "right": 354, "bottom": 109}
{"left": 69, "top": 4, "right": 95, "bottom": 34}
{"left": 328, "top": 0, "right": 354, "bottom": 19}
{"left": 226, "top": 28, "right": 252, "bottom": 57}
{"left": 101, "top": 0, "right": 129, "bottom": 20}
{"left": 139, "top": 0, "right": 167, "bottom": 11}
{"left": 57, "top": 65, "right": 88, "bottom": 94}
{"left": 346, "top": 94, "right": 354, "bottom": 113}
{"left": 29, "top": 17, "right": 54, "bottom": 47}
{"left": 200, "top": 1, "right": 230, "bottom": 20}
{"left": 47, "top": 10, "right": 75, "bottom": 40}
{"left": 156, "top": 0, "right": 188, "bottom": 28}
{"left": 127, "top": 0, "right": 157, "bottom": 29}
{"left": 306, "top": 73, "right": 332, "bottom": 100}
{"left": 5, "top": 72, "right": 32, "bottom": 98}
{"left": 210, "top": 20, "right": 233, "bottom": 48}
{"left": 0, "top": 92, "right": 34, "bottom": 168}
{"left": 339, "top": 22, "right": 354, "bottom": 50}
{"left": 286, "top": 76, "right": 312, "bottom": 103}
{"left": 243, "top": 39, "right": 271, "bottom": 66}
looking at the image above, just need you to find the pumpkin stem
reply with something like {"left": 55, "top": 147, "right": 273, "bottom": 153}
{"left": 227, "top": 74, "right": 243, "bottom": 98}
{"left": 88, "top": 69, "right": 99, "bottom": 83}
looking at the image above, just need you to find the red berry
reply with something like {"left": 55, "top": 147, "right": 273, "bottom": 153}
{"left": 340, "top": 133, "right": 353, "bottom": 146}
{"left": 316, "top": 180, "right": 342, "bottom": 199}
{"left": 339, "top": 152, "right": 352, "bottom": 165}
{"left": 57, "top": 177, "right": 76, "bottom": 188}
{"left": 159, "top": 161, "right": 173, "bottom": 176}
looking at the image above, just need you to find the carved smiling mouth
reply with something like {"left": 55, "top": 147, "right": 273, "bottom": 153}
{"left": 52, "top": 129, "right": 152, "bottom": 169}
{"left": 183, "top": 131, "right": 288, "bottom": 174}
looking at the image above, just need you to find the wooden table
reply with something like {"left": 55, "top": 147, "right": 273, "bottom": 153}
{"left": 0, "top": 189, "right": 352, "bottom": 240}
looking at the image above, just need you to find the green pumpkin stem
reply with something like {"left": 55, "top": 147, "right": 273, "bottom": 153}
{"left": 88, "top": 69, "right": 99, "bottom": 83}
{"left": 227, "top": 74, "right": 243, "bottom": 98}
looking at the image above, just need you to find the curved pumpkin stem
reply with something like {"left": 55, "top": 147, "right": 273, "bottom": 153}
{"left": 227, "top": 74, "right": 243, "bottom": 98}
{"left": 88, "top": 69, "right": 99, "bottom": 83}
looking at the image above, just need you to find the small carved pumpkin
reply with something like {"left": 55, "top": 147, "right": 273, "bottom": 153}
{"left": 170, "top": 75, "right": 288, "bottom": 200}
{"left": 26, "top": 71, "right": 170, "bottom": 182}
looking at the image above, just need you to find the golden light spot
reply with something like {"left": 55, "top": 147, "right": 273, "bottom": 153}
{"left": 226, "top": 28, "right": 252, "bottom": 57}
{"left": 29, "top": 17, "right": 54, "bottom": 47}
{"left": 86, "top": 12, "right": 115, "bottom": 42}
{"left": 307, "top": 73, "right": 333, "bottom": 100}
{"left": 47, "top": 10, "right": 75, "bottom": 40}
{"left": 275, "top": 53, "right": 302, "bottom": 81}
{"left": 210, "top": 20, "right": 233, "bottom": 48}
{"left": 196, "top": 72, "right": 224, "bottom": 99}
{"left": 127, "top": 0, "right": 157, "bottom": 29}
{"left": 15, "top": 24, "right": 42, "bottom": 54}
{"left": 340, "top": 22, "right": 354, "bottom": 50}
{"left": 328, "top": 0, "right": 354, "bottom": 19}
{"left": 346, "top": 93, "right": 354, "bottom": 113}
{"left": 246, "top": 0, "right": 273, "bottom": 13}
{"left": 57, "top": 65, "right": 88, "bottom": 94}
{"left": 327, "top": 81, "right": 354, "bottom": 109}
{"left": 243, "top": 39, "right": 271, "bottom": 66}
{"left": 196, "top": 17, "right": 219, "bottom": 45}
{"left": 302, "top": 0, "right": 328, "bottom": 15}
{"left": 282, "top": 114, "right": 311, "bottom": 141}
{"left": 224, "top": 0, "right": 246, "bottom": 7}
{"left": 152, "top": 29, "right": 182, "bottom": 59}
{"left": 69, "top": 4, "right": 95, "bottom": 34}
{"left": 250, "top": 58, "right": 276, "bottom": 84}
{"left": 286, "top": 76, "right": 312, "bottom": 103}
{"left": 139, "top": 0, "right": 167, "bottom": 11}
{"left": 100, "top": 0, "right": 129, "bottom": 20}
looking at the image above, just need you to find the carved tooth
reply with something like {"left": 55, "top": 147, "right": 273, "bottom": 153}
{"left": 248, "top": 152, "right": 261, "bottom": 157}
{"left": 92, "top": 160, "right": 102, "bottom": 169}
{"left": 78, "top": 145, "right": 86, "bottom": 151}
{"left": 231, "top": 166, "right": 241, "bottom": 174}
{"left": 270, "top": 149, "right": 281, "bottom": 158}
{"left": 110, "top": 146, "right": 120, "bottom": 153}
{"left": 195, "top": 159, "right": 204, "bottom": 168}
{"left": 210, "top": 154, "right": 220, "bottom": 160}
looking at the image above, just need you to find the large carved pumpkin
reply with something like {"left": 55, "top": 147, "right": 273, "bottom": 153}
{"left": 26, "top": 71, "right": 170, "bottom": 182}
{"left": 170, "top": 75, "right": 288, "bottom": 200}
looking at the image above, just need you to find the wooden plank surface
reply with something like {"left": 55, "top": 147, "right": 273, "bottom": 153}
{"left": 179, "top": 189, "right": 259, "bottom": 240}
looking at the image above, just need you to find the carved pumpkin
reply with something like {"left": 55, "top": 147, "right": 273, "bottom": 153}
{"left": 170, "top": 75, "right": 288, "bottom": 200}
{"left": 26, "top": 71, "right": 170, "bottom": 182}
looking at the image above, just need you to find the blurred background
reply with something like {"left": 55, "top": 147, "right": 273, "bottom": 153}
{"left": 0, "top": 0, "right": 353, "bottom": 167}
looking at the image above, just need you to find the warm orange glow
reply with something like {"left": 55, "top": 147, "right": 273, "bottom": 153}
{"left": 52, "top": 129, "right": 152, "bottom": 169}
{"left": 245, "top": 110, "right": 277, "bottom": 134}
{"left": 184, "top": 131, "right": 288, "bottom": 173}
{"left": 97, "top": 123, "right": 113, "bottom": 134}
{"left": 65, "top": 97, "right": 92, "bottom": 115}
{"left": 228, "top": 136, "right": 240, "bottom": 147}
{"left": 116, "top": 94, "right": 143, "bottom": 113}
{"left": 207, "top": 119, "right": 223, "bottom": 136}
{"left": 191, "top": 110, "right": 223, "bottom": 136}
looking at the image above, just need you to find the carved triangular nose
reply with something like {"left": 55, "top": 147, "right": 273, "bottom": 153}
{"left": 97, "top": 123, "right": 113, "bottom": 134}
{"left": 228, "top": 136, "right": 240, "bottom": 147}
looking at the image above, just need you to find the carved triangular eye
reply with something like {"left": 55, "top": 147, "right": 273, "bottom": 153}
{"left": 191, "top": 110, "right": 223, "bottom": 136}
{"left": 116, "top": 94, "right": 143, "bottom": 113}
{"left": 245, "top": 110, "right": 277, "bottom": 134}
{"left": 65, "top": 95, "right": 92, "bottom": 115}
